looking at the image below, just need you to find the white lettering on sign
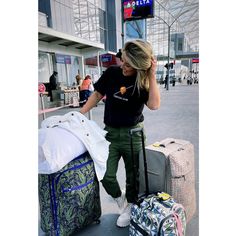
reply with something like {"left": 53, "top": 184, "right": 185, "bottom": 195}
{"left": 125, "top": 0, "right": 151, "bottom": 8}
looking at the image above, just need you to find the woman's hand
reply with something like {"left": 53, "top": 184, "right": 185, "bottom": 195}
{"left": 149, "top": 57, "right": 157, "bottom": 79}
{"left": 80, "top": 91, "right": 103, "bottom": 114}
{"left": 146, "top": 57, "right": 160, "bottom": 110}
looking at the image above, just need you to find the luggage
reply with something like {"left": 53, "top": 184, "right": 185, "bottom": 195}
{"left": 64, "top": 90, "right": 80, "bottom": 105}
{"left": 129, "top": 192, "right": 186, "bottom": 236}
{"left": 129, "top": 128, "right": 187, "bottom": 236}
{"left": 38, "top": 152, "right": 101, "bottom": 235}
{"left": 139, "top": 138, "right": 196, "bottom": 222}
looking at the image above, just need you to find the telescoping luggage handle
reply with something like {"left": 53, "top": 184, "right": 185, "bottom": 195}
{"left": 129, "top": 127, "right": 149, "bottom": 198}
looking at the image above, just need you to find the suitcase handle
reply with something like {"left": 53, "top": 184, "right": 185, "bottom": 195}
{"left": 160, "top": 139, "right": 175, "bottom": 148}
{"left": 129, "top": 127, "right": 149, "bottom": 199}
{"left": 129, "top": 127, "right": 143, "bottom": 135}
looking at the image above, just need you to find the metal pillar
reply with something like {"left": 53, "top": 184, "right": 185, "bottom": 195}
{"left": 167, "top": 26, "right": 171, "bottom": 90}
{"left": 40, "top": 93, "right": 46, "bottom": 120}
{"left": 158, "top": 9, "right": 190, "bottom": 90}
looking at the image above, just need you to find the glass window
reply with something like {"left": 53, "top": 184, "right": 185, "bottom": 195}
{"left": 38, "top": 52, "right": 52, "bottom": 83}
{"left": 178, "top": 39, "right": 183, "bottom": 51}
{"left": 125, "top": 20, "right": 145, "bottom": 40}
{"left": 72, "top": 0, "right": 106, "bottom": 44}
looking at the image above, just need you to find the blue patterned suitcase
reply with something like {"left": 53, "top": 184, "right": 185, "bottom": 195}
{"left": 38, "top": 152, "right": 101, "bottom": 236}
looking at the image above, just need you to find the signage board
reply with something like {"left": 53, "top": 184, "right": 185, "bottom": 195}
{"left": 123, "top": 0, "right": 154, "bottom": 21}
{"left": 55, "top": 54, "right": 71, "bottom": 64}
{"left": 101, "top": 54, "right": 112, "bottom": 62}
{"left": 192, "top": 58, "right": 199, "bottom": 63}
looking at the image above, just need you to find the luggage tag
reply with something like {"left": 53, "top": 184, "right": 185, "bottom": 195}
{"left": 152, "top": 139, "right": 175, "bottom": 148}
{"left": 157, "top": 192, "right": 171, "bottom": 201}
{"left": 152, "top": 142, "right": 163, "bottom": 147}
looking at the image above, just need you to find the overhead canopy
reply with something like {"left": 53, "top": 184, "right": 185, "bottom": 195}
{"left": 38, "top": 25, "right": 104, "bottom": 51}
{"left": 147, "top": 0, "right": 199, "bottom": 55}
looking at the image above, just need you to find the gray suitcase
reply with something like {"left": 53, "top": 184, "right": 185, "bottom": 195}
{"left": 139, "top": 138, "right": 196, "bottom": 222}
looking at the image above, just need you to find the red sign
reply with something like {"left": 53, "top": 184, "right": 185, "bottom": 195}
{"left": 85, "top": 54, "right": 121, "bottom": 68}
{"left": 192, "top": 58, "right": 199, "bottom": 63}
{"left": 85, "top": 56, "right": 98, "bottom": 66}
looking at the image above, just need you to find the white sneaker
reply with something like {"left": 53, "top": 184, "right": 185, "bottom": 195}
{"left": 116, "top": 203, "right": 132, "bottom": 227}
{"left": 114, "top": 189, "right": 126, "bottom": 210}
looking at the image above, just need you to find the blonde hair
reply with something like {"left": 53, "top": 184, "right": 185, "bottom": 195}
{"left": 122, "top": 39, "right": 154, "bottom": 91}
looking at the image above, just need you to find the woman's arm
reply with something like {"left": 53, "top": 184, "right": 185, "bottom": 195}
{"left": 146, "top": 58, "right": 161, "bottom": 110}
{"left": 79, "top": 91, "right": 103, "bottom": 114}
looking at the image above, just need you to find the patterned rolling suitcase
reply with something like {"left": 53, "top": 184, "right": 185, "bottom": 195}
{"left": 129, "top": 128, "right": 187, "bottom": 236}
{"left": 129, "top": 193, "right": 186, "bottom": 236}
{"left": 139, "top": 138, "right": 196, "bottom": 221}
{"left": 38, "top": 152, "right": 101, "bottom": 236}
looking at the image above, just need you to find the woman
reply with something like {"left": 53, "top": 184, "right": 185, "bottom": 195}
{"left": 79, "top": 75, "right": 93, "bottom": 107}
{"left": 80, "top": 39, "right": 160, "bottom": 227}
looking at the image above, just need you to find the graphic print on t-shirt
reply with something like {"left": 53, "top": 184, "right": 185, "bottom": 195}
{"left": 113, "top": 85, "right": 134, "bottom": 101}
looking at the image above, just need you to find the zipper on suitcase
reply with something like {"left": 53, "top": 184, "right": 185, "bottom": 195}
{"left": 130, "top": 219, "right": 149, "bottom": 236}
{"left": 158, "top": 213, "right": 175, "bottom": 236}
{"left": 55, "top": 159, "right": 93, "bottom": 185}
{"left": 173, "top": 175, "right": 186, "bottom": 180}
{"left": 157, "top": 205, "right": 185, "bottom": 236}
{"left": 48, "top": 174, "right": 60, "bottom": 236}
{"left": 62, "top": 178, "right": 94, "bottom": 193}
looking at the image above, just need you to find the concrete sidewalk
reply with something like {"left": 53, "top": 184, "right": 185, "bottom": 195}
{"left": 39, "top": 82, "right": 199, "bottom": 236}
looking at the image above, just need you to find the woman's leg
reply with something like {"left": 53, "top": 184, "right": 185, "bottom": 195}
{"left": 120, "top": 124, "right": 144, "bottom": 203}
{"left": 101, "top": 127, "right": 122, "bottom": 198}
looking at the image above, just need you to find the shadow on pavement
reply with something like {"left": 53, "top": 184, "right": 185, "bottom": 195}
{"left": 71, "top": 214, "right": 129, "bottom": 236}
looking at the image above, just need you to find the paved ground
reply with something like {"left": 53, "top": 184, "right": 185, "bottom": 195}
{"left": 39, "top": 82, "right": 199, "bottom": 236}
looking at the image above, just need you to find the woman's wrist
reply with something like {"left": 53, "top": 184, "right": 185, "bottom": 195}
{"left": 149, "top": 73, "right": 156, "bottom": 81}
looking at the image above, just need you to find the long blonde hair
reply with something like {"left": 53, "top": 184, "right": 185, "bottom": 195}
{"left": 122, "top": 39, "right": 154, "bottom": 91}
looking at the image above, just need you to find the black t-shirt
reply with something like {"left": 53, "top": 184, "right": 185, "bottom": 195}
{"left": 94, "top": 66, "right": 149, "bottom": 127}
